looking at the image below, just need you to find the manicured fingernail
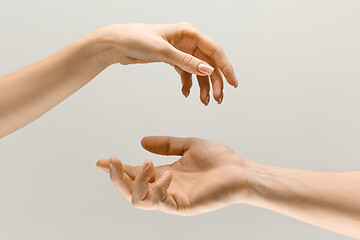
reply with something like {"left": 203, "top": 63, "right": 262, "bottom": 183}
{"left": 164, "top": 171, "right": 170, "bottom": 177}
{"left": 142, "top": 160, "right": 149, "bottom": 170}
{"left": 217, "top": 92, "right": 223, "bottom": 104}
{"left": 234, "top": 77, "right": 238, "bottom": 88}
{"left": 198, "top": 63, "right": 214, "bottom": 75}
{"left": 205, "top": 95, "right": 210, "bottom": 106}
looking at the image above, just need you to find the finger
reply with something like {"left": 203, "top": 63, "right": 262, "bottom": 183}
{"left": 97, "top": 159, "right": 153, "bottom": 183}
{"left": 196, "top": 75, "right": 210, "bottom": 106}
{"left": 210, "top": 68, "right": 224, "bottom": 103}
{"left": 174, "top": 65, "right": 183, "bottom": 75}
{"left": 163, "top": 22, "right": 236, "bottom": 86}
{"left": 109, "top": 157, "right": 133, "bottom": 201}
{"left": 97, "top": 159, "right": 138, "bottom": 179}
{"left": 192, "top": 48, "right": 223, "bottom": 103}
{"left": 161, "top": 43, "right": 214, "bottom": 76}
{"left": 174, "top": 66, "right": 192, "bottom": 98}
{"left": 191, "top": 31, "right": 237, "bottom": 87}
{"left": 182, "top": 73, "right": 193, "bottom": 98}
{"left": 141, "top": 136, "right": 195, "bottom": 156}
{"left": 151, "top": 171, "right": 177, "bottom": 209}
{"left": 132, "top": 160, "right": 154, "bottom": 206}
{"left": 96, "top": 159, "right": 110, "bottom": 173}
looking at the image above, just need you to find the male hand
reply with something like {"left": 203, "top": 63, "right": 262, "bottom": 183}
{"left": 96, "top": 136, "right": 249, "bottom": 216}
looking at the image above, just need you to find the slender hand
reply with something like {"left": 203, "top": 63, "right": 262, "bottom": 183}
{"left": 97, "top": 136, "right": 360, "bottom": 239}
{"left": 0, "top": 23, "right": 237, "bottom": 138}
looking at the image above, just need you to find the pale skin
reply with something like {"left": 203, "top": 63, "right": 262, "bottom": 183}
{"left": 96, "top": 136, "right": 360, "bottom": 239}
{"left": 1, "top": 21, "right": 359, "bottom": 239}
{"left": 0, "top": 23, "right": 237, "bottom": 139}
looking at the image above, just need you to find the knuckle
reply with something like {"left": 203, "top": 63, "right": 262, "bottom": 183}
{"left": 213, "top": 46, "right": 224, "bottom": 57}
{"left": 179, "top": 22, "right": 198, "bottom": 36}
{"left": 179, "top": 22, "right": 194, "bottom": 28}
{"left": 223, "top": 64, "right": 234, "bottom": 75}
{"left": 183, "top": 54, "right": 194, "bottom": 65}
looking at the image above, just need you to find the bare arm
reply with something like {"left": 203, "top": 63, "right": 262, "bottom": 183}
{"left": 0, "top": 29, "right": 111, "bottom": 138}
{"left": 0, "top": 23, "right": 237, "bottom": 138}
{"left": 246, "top": 163, "right": 360, "bottom": 238}
{"left": 97, "top": 136, "right": 360, "bottom": 239}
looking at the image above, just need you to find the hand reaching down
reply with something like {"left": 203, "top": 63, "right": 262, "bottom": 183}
{"left": 96, "top": 136, "right": 250, "bottom": 216}
{"left": 0, "top": 22, "right": 237, "bottom": 138}
{"left": 101, "top": 23, "right": 238, "bottom": 105}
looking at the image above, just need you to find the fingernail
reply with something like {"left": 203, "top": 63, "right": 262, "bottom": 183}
{"left": 109, "top": 162, "right": 113, "bottom": 172}
{"left": 205, "top": 95, "right": 210, "bottom": 106}
{"left": 142, "top": 160, "right": 149, "bottom": 170}
{"left": 234, "top": 77, "right": 238, "bottom": 88}
{"left": 184, "top": 91, "right": 189, "bottom": 98}
{"left": 164, "top": 171, "right": 170, "bottom": 177}
{"left": 217, "top": 92, "right": 223, "bottom": 104}
{"left": 198, "top": 63, "right": 214, "bottom": 75}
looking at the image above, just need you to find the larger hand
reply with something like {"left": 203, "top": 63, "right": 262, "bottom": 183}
{"left": 96, "top": 136, "right": 250, "bottom": 216}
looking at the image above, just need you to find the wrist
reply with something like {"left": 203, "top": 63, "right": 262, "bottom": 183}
{"left": 233, "top": 156, "right": 275, "bottom": 205}
{"left": 240, "top": 160, "right": 303, "bottom": 208}
{"left": 79, "top": 26, "right": 120, "bottom": 68}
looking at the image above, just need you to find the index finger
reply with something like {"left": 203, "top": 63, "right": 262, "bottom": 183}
{"left": 109, "top": 157, "right": 133, "bottom": 201}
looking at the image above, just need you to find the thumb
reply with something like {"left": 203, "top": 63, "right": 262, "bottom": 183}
{"left": 96, "top": 159, "right": 110, "bottom": 173}
{"left": 162, "top": 46, "right": 214, "bottom": 76}
{"left": 141, "top": 136, "right": 194, "bottom": 156}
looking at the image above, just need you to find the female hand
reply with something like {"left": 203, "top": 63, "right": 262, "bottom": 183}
{"left": 0, "top": 22, "right": 236, "bottom": 138}
{"left": 96, "top": 136, "right": 250, "bottom": 216}
{"left": 100, "top": 23, "right": 238, "bottom": 105}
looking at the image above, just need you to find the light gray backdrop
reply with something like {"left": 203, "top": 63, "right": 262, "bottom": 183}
{"left": 0, "top": 0, "right": 359, "bottom": 239}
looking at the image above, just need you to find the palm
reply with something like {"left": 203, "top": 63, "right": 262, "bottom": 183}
{"left": 97, "top": 136, "right": 248, "bottom": 216}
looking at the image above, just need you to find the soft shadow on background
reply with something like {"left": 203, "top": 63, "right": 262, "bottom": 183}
{"left": 1, "top": 0, "right": 359, "bottom": 239}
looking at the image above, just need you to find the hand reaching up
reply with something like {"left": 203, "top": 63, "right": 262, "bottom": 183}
{"left": 96, "top": 136, "right": 250, "bottom": 216}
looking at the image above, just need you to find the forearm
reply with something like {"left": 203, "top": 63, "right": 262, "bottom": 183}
{"left": 0, "top": 27, "right": 114, "bottom": 138}
{"left": 244, "top": 161, "right": 360, "bottom": 238}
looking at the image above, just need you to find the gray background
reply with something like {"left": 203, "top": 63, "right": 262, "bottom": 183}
{"left": 0, "top": 0, "right": 359, "bottom": 239}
